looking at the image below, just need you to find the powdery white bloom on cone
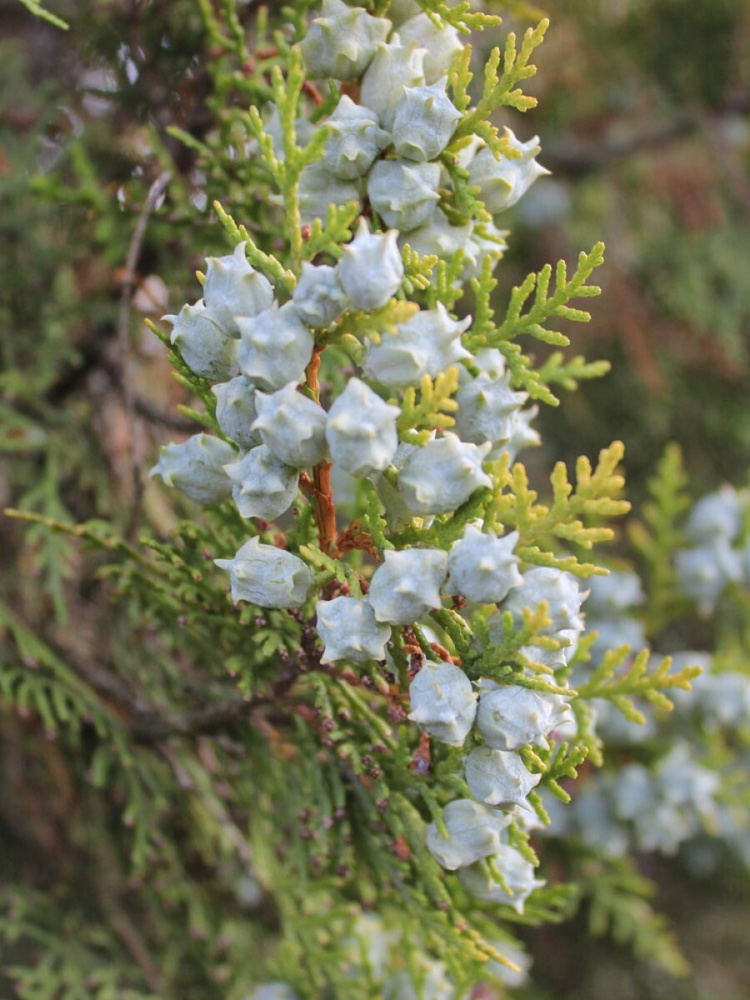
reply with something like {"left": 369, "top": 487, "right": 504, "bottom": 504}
{"left": 292, "top": 262, "right": 349, "bottom": 327}
{"left": 364, "top": 303, "right": 470, "bottom": 388}
{"left": 203, "top": 241, "right": 274, "bottom": 336}
{"left": 212, "top": 375, "right": 262, "bottom": 451}
{"left": 369, "top": 547, "right": 447, "bottom": 625}
{"left": 392, "top": 79, "right": 461, "bottom": 162}
{"left": 237, "top": 302, "right": 314, "bottom": 391}
{"left": 408, "top": 660, "right": 478, "bottom": 747}
{"left": 299, "top": 0, "right": 390, "bottom": 81}
{"left": 397, "top": 432, "right": 492, "bottom": 516}
{"left": 325, "top": 378, "right": 400, "bottom": 477}
{"left": 497, "top": 566, "right": 587, "bottom": 636}
{"left": 360, "top": 33, "right": 426, "bottom": 129}
{"left": 464, "top": 746, "right": 541, "bottom": 809}
{"left": 297, "top": 161, "right": 362, "bottom": 225}
{"left": 396, "top": 13, "right": 464, "bottom": 84}
{"left": 467, "top": 129, "right": 549, "bottom": 215}
{"left": 454, "top": 366, "right": 527, "bottom": 449}
{"left": 368, "top": 159, "right": 441, "bottom": 232}
{"left": 338, "top": 219, "right": 404, "bottom": 310}
{"left": 476, "top": 681, "right": 574, "bottom": 751}
{"left": 215, "top": 537, "right": 312, "bottom": 609}
{"left": 447, "top": 525, "right": 522, "bottom": 604}
{"left": 315, "top": 596, "right": 391, "bottom": 663}
{"left": 459, "top": 846, "right": 545, "bottom": 913}
{"left": 224, "top": 445, "right": 299, "bottom": 521}
{"left": 150, "top": 433, "right": 235, "bottom": 506}
{"left": 166, "top": 300, "right": 238, "bottom": 381}
{"left": 322, "top": 95, "right": 391, "bottom": 180}
{"left": 426, "top": 798, "right": 512, "bottom": 870}
{"left": 252, "top": 382, "right": 327, "bottom": 469}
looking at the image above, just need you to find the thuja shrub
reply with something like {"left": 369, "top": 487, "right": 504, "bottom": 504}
{"left": 142, "top": 1, "right": 699, "bottom": 993}
{"left": 7, "top": 1, "right": 749, "bottom": 998}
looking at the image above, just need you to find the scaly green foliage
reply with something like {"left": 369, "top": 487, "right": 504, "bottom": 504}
{"left": 629, "top": 443, "right": 692, "bottom": 633}
{"left": 5, "top": 2, "right": 748, "bottom": 999}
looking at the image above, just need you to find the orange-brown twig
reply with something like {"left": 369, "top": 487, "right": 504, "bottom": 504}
{"left": 306, "top": 347, "right": 338, "bottom": 555}
{"left": 337, "top": 520, "right": 381, "bottom": 561}
{"left": 302, "top": 80, "right": 324, "bottom": 106}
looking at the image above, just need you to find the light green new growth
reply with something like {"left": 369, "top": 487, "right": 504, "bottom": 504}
{"left": 577, "top": 647, "right": 701, "bottom": 721}
{"left": 303, "top": 201, "right": 361, "bottom": 261}
{"left": 411, "top": 0, "right": 502, "bottom": 33}
{"left": 482, "top": 441, "right": 630, "bottom": 577}
{"left": 397, "top": 368, "right": 460, "bottom": 443}
{"left": 453, "top": 20, "right": 549, "bottom": 154}
{"left": 212, "top": 202, "right": 296, "bottom": 293}
{"left": 402, "top": 244, "right": 439, "bottom": 296}
{"left": 18, "top": 0, "right": 69, "bottom": 29}
{"left": 536, "top": 352, "right": 612, "bottom": 390}
{"left": 467, "top": 243, "right": 606, "bottom": 405}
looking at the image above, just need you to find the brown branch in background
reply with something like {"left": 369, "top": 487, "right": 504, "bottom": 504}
{"left": 116, "top": 169, "right": 171, "bottom": 536}
{"left": 699, "top": 108, "right": 750, "bottom": 219}
{"left": 92, "top": 836, "right": 164, "bottom": 994}
{"left": 129, "top": 694, "right": 263, "bottom": 743}
{"left": 130, "top": 645, "right": 317, "bottom": 743}
{"left": 132, "top": 395, "right": 199, "bottom": 432}
{"left": 544, "top": 91, "right": 750, "bottom": 178}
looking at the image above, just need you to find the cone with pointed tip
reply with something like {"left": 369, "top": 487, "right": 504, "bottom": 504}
{"left": 292, "top": 262, "right": 349, "bottom": 327}
{"left": 237, "top": 302, "right": 314, "bottom": 391}
{"left": 476, "top": 681, "right": 574, "bottom": 751}
{"left": 368, "top": 159, "right": 441, "bottom": 232}
{"left": 224, "top": 445, "right": 299, "bottom": 521}
{"left": 426, "top": 799, "right": 512, "bottom": 870}
{"left": 325, "top": 378, "right": 400, "bottom": 477}
{"left": 467, "top": 129, "right": 550, "bottom": 215}
{"left": 392, "top": 79, "right": 461, "bottom": 162}
{"left": 212, "top": 375, "right": 261, "bottom": 451}
{"left": 166, "top": 301, "right": 238, "bottom": 380}
{"left": 299, "top": 0, "right": 390, "bottom": 81}
{"left": 203, "top": 242, "right": 274, "bottom": 336}
{"left": 337, "top": 219, "right": 404, "bottom": 310}
{"left": 150, "top": 434, "right": 235, "bottom": 506}
{"left": 315, "top": 597, "right": 391, "bottom": 663}
{"left": 397, "top": 433, "right": 492, "bottom": 516}
{"left": 396, "top": 13, "right": 464, "bottom": 84}
{"left": 464, "top": 746, "right": 541, "bottom": 809}
{"left": 454, "top": 368, "right": 527, "bottom": 449}
{"left": 364, "top": 303, "right": 470, "bottom": 388}
{"left": 447, "top": 526, "right": 522, "bottom": 604}
{"left": 252, "top": 382, "right": 327, "bottom": 470}
{"left": 369, "top": 548, "right": 447, "bottom": 625}
{"left": 215, "top": 536, "right": 312, "bottom": 609}
{"left": 323, "top": 96, "right": 391, "bottom": 180}
{"left": 408, "top": 660, "right": 478, "bottom": 747}
{"left": 361, "top": 33, "right": 426, "bottom": 129}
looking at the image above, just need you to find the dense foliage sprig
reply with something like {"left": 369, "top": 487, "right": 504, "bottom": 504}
{"left": 4, "top": 2, "right": 749, "bottom": 999}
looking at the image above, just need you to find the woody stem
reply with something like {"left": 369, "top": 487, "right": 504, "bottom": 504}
{"left": 306, "top": 347, "right": 337, "bottom": 555}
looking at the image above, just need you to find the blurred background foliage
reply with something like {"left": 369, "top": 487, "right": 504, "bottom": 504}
{"left": 1, "top": 0, "right": 749, "bottom": 997}
{"left": 500, "top": 0, "right": 750, "bottom": 503}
